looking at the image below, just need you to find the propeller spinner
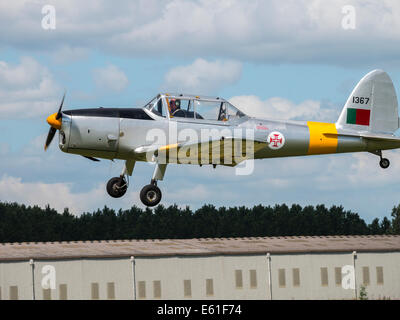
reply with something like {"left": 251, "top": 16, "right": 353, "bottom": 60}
{"left": 44, "top": 93, "right": 65, "bottom": 151}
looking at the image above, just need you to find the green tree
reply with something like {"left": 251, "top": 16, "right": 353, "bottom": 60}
{"left": 391, "top": 205, "right": 400, "bottom": 234}
{"left": 380, "top": 217, "right": 392, "bottom": 235}
{"left": 0, "top": 200, "right": 398, "bottom": 242}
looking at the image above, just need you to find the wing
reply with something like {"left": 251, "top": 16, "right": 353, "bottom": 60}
{"left": 134, "top": 137, "right": 267, "bottom": 166}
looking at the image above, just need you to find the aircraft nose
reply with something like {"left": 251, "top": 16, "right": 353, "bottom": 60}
{"left": 46, "top": 112, "right": 62, "bottom": 130}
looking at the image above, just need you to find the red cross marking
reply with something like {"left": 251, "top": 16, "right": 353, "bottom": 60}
{"left": 269, "top": 134, "right": 283, "bottom": 148}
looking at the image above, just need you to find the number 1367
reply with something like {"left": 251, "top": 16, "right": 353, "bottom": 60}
{"left": 352, "top": 96, "right": 369, "bottom": 104}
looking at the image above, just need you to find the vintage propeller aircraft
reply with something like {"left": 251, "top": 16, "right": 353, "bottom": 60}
{"left": 45, "top": 70, "right": 400, "bottom": 206}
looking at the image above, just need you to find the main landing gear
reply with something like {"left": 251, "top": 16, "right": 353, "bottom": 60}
{"left": 140, "top": 162, "right": 167, "bottom": 206}
{"left": 106, "top": 160, "right": 167, "bottom": 207}
{"left": 370, "top": 150, "right": 390, "bottom": 169}
{"left": 140, "top": 181, "right": 162, "bottom": 207}
{"left": 106, "top": 176, "right": 128, "bottom": 198}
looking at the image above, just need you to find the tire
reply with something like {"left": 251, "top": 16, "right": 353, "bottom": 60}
{"left": 140, "top": 184, "right": 162, "bottom": 207}
{"left": 106, "top": 177, "right": 127, "bottom": 198}
{"left": 380, "top": 158, "right": 390, "bottom": 169}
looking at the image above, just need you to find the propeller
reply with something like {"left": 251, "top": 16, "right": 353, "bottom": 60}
{"left": 55, "top": 92, "right": 65, "bottom": 120}
{"left": 44, "top": 93, "right": 65, "bottom": 151}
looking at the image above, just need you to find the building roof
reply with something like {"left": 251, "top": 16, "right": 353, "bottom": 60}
{"left": 1, "top": 235, "right": 400, "bottom": 261}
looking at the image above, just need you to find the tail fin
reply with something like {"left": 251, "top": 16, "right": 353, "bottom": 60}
{"left": 336, "top": 70, "right": 399, "bottom": 134}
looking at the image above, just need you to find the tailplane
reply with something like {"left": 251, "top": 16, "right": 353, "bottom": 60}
{"left": 336, "top": 70, "right": 399, "bottom": 134}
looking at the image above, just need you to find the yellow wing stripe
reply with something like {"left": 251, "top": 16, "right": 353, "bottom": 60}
{"left": 159, "top": 143, "right": 179, "bottom": 151}
{"left": 307, "top": 121, "right": 338, "bottom": 155}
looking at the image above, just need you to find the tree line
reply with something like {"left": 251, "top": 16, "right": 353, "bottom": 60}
{"left": 0, "top": 201, "right": 399, "bottom": 243}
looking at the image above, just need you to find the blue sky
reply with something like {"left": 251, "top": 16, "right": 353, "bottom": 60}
{"left": 1, "top": 0, "right": 400, "bottom": 222}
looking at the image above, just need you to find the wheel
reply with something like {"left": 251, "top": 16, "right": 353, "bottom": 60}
{"left": 140, "top": 184, "right": 162, "bottom": 207}
{"left": 379, "top": 158, "right": 390, "bottom": 169}
{"left": 106, "top": 177, "right": 127, "bottom": 198}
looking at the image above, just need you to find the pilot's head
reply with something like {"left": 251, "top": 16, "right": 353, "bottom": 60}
{"left": 175, "top": 99, "right": 181, "bottom": 108}
{"left": 170, "top": 99, "right": 176, "bottom": 110}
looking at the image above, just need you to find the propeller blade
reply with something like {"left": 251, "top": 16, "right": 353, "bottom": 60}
{"left": 44, "top": 93, "right": 66, "bottom": 151}
{"left": 56, "top": 92, "right": 66, "bottom": 120}
{"left": 44, "top": 127, "right": 57, "bottom": 151}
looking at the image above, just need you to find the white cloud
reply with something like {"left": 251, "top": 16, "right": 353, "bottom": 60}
{"left": 229, "top": 95, "right": 338, "bottom": 122}
{"left": 2, "top": 0, "right": 400, "bottom": 66}
{"left": 162, "top": 58, "right": 242, "bottom": 94}
{"left": 51, "top": 45, "right": 90, "bottom": 64}
{"left": 93, "top": 64, "right": 129, "bottom": 93}
{"left": 164, "top": 184, "right": 212, "bottom": 204}
{"left": 0, "top": 175, "right": 105, "bottom": 214}
{"left": 0, "top": 57, "right": 61, "bottom": 118}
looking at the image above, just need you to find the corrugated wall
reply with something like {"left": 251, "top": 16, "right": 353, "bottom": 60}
{"left": 1, "top": 251, "right": 399, "bottom": 300}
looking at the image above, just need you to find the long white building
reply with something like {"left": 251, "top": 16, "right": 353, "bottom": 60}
{"left": 0, "top": 235, "right": 399, "bottom": 300}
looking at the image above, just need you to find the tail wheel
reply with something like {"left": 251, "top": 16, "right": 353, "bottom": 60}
{"left": 106, "top": 177, "right": 128, "bottom": 198}
{"left": 140, "top": 184, "right": 162, "bottom": 207}
{"left": 380, "top": 158, "right": 390, "bottom": 169}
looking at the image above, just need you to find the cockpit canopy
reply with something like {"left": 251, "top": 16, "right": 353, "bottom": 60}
{"left": 144, "top": 94, "right": 246, "bottom": 121}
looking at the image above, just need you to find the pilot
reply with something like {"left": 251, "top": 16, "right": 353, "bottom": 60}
{"left": 170, "top": 98, "right": 181, "bottom": 114}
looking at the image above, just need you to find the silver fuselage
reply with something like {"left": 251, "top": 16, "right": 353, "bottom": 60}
{"left": 58, "top": 107, "right": 400, "bottom": 165}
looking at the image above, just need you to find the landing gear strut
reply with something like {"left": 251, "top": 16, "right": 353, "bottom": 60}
{"left": 106, "top": 160, "right": 166, "bottom": 207}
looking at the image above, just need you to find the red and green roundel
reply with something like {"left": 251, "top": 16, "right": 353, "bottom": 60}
{"left": 346, "top": 108, "right": 370, "bottom": 126}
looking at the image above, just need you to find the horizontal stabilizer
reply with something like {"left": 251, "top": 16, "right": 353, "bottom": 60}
{"left": 324, "top": 131, "right": 400, "bottom": 142}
